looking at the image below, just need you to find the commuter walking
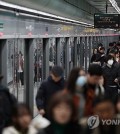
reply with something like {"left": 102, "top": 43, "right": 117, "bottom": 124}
{"left": 36, "top": 66, "right": 65, "bottom": 117}
{"left": 82, "top": 95, "right": 120, "bottom": 134}
{"left": 0, "top": 75, "right": 17, "bottom": 134}
{"left": 95, "top": 47, "right": 106, "bottom": 66}
{"left": 37, "top": 92, "right": 81, "bottom": 134}
{"left": 2, "top": 103, "right": 36, "bottom": 134}
{"left": 91, "top": 48, "right": 98, "bottom": 63}
{"left": 67, "top": 67, "right": 86, "bottom": 94}
{"left": 103, "top": 55, "right": 120, "bottom": 100}
{"left": 82, "top": 64, "right": 104, "bottom": 116}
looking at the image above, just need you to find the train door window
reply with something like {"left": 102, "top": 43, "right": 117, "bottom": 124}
{"left": 33, "top": 38, "right": 43, "bottom": 116}
{"left": 77, "top": 38, "right": 80, "bottom": 67}
{"left": 60, "top": 38, "right": 66, "bottom": 78}
{"left": 69, "top": 38, "right": 74, "bottom": 70}
{"left": 7, "top": 39, "right": 25, "bottom": 102}
{"left": 49, "top": 38, "right": 57, "bottom": 71}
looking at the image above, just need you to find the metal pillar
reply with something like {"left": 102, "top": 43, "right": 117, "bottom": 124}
{"left": 74, "top": 37, "right": 77, "bottom": 67}
{"left": 85, "top": 37, "right": 88, "bottom": 71}
{"left": 0, "top": 39, "right": 7, "bottom": 86}
{"left": 56, "top": 38, "right": 61, "bottom": 66}
{"left": 43, "top": 38, "right": 49, "bottom": 79}
{"left": 65, "top": 37, "right": 70, "bottom": 78}
{"left": 24, "top": 39, "right": 34, "bottom": 116}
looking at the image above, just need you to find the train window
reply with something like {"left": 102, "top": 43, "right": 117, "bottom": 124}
{"left": 77, "top": 37, "right": 80, "bottom": 67}
{"left": 7, "top": 39, "right": 25, "bottom": 102}
{"left": 60, "top": 38, "right": 66, "bottom": 78}
{"left": 69, "top": 38, "right": 75, "bottom": 70}
{"left": 49, "top": 38, "right": 57, "bottom": 71}
{"left": 33, "top": 38, "right": 43, "bottom": 116}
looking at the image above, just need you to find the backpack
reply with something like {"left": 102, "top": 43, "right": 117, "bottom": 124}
{"left": 0, "top": 86, "right": 16, "bottom": 133}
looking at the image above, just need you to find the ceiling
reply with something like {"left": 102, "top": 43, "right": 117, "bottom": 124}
{"left": 86, "top": 0, "right": 120, "bottom": 13}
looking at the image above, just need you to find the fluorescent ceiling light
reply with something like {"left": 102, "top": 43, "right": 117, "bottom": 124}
{"left": 0, "top": 1, "right": 93, "bottom": 26}
{"left": 109, "top": 0, "right": 120, "bottom": 13}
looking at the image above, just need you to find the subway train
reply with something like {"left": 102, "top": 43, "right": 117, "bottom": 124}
{"left": 0, "top": 3, "right": 119, "bottom": 116}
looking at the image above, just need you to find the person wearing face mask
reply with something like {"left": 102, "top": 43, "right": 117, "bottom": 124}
{"left": 103, "top": 55, "right": 120, "bottom": 100}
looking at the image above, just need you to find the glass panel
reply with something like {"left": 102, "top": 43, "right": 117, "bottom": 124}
{"left": 7, "top": 39, "right": 25, "bottom": 102}
{"left": 49, "top": 38, "right": 57, "bottom": 71}
{"left": 60, "top": 38, "right": 66, "bottom": 78}
{"left": 69, "top": 38, "right": 74, "bottom": 70}
{"left": 77, "top": 38, "right": 80, "bottom": 67}
{"left": 33, "top": 38, "right": 43, "bottom": 117}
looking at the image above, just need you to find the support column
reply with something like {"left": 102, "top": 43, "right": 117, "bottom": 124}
{"left": 0, "top": 39, "right": 7, "bottom": 86}
{"left": 24, "top": 39, "right": 34, "bottom": 116}
{"left": 74, "top": 37, "right": 77, "bottom": 67}
{"left": 65, "top": 37, "right": 70, "bottom": 78}
{"left": 56, "top": 38, "right": 61, "bottom": 66}
{"left": 43, "top": 38, "right": 49, "bottom": 79}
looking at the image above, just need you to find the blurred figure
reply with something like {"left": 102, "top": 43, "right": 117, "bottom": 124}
{"left": 0, "top": 75, "right": 17, "bottom": 134}
{"left": 91, "top": 48, "right": 97, "bottom": 63}
{"left": 115, "top": 52, "right": 120, "bottom": 63}
{"left": 116, "top": 42, "right": 120, "bottom": 53}
{"left": 95, "top": 47, "right": 105, "bottom": 66}
{"left": 67, "top": 67, "right": 86, "bottom": 94}
{"left": 17, "top": 51, "right": 24, "bottom": 86}
{"left": 103, "top": 55, "right": 120, "bottom": 100}
{"left": 3, "top": 103, "right": 36, "bottom": 134}
{"left": 36, "top": 66, "right": 65, "bottom": 117}
{"left": 90, "top": 95, "right": 119, "bottom": 134}
{"left": 107, "top": 43, "right": 114, "bottom": 55}
{"left": 81, "top": 95, "right": 119, "bottom": 134}
{"left": 83, "top": 64, "right": 104, "bottom": 116}
{"left": 38, "top": 92, "right": 81, "bottom": 134}
{"left": 116, "top": 97, "right": 120, "bottom": 118}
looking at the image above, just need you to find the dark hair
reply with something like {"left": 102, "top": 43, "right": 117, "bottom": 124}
{"left": 100, "top": 47, "right": 105, "bottom": 51}
{"left": 97, "top": 43, "right": 103, "bottom": 47}
{"left": 88, "top": 64, "right": 103, "bottom": 76}
{"left": 109, "top": 42, "right": 114, "bottom": 47}
{"left": 67, "top": 67, "right": 84, "bottom": 94}
{"left": 47, "top": 91, "right": 77, "bottom": 122}
{"left": 117, "top": 42, "right": 120, "bottom": 47}
{"left": 12, "top": 103, "right": 32, "bottom": 118}
{"left": 51, "top": 66, "right": 63, "bottom": 77}
{"left": 93, "top": 95, "right": 114, "bottom": 107}
{"left": 105, "top": 55, "right": 114, "bottom": 63}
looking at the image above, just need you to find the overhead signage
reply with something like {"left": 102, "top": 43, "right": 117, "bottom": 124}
{"left": 94, "top": 14, "right": 119, "bottom": 28}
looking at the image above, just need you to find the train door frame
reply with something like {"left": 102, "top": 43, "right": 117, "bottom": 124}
{"left": 0, "top": 39, "right": 7, "bottom": 85}
{"left": 43, "top": 38, "right": 49, "bottom": 79}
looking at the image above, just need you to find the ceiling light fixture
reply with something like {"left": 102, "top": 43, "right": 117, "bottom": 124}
{"left": 0, "top": 1, "right": 94, "bottom": 26}
{"left": 109, "top": 0, "right": 120, "bottom": 13}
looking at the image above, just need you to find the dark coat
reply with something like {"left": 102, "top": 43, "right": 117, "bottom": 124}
{"left": 36, "top": 76, "right": 65, "bottom": 110}
{"left": 103, "top": 62, "right": 120, "bottom": 87}
{"left": 0, "top": 85, "right": 17, "bottom": 133}
{"left": 37, "top": 123, "right": 81, "bottom": 134}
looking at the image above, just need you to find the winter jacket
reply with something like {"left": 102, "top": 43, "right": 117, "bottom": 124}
{"left": 37, "top": 123, "right": 81, "bottom": 134}
{"left": 103, "top": 63, "right": 120, "bottom": 87}
{"left": 2, "top": 126, "right": 37, "bottom": 134}
{"left": 36, "top": 76, "right": 65, "bottom": 111}
{"left": 0, "top": 85, "right": 17, "bottom": 134}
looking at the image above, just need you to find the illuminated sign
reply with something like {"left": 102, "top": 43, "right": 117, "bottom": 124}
{"left": 94, "top": 14, "right": 119, "bottom": 28}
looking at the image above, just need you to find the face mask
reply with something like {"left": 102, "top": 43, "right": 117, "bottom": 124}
{"left": 76, "top": 76, "right": 87, "bottom": 87}
{"left": 108, "top": 59, "right": 114, "bottom": 66}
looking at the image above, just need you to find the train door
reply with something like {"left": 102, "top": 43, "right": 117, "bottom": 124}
{"left": 33, "top": 38, "right": 43, "bottom": 116}
{"left": 69, "top": 37, "right": 74, "bottom": 70}
{"left": 49, "top": 38, "right": 57, "bottom": 71}
{"left": 7, "top": 39, "right": 25, "bottom": 102}
{"left": 60, "top": 38, "right": 67, "bottom": 78}
{"left": 77, "top": 37, "right": 80, "bottom": 67}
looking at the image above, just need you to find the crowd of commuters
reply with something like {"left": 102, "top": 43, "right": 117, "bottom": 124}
{"left": 0, "top": 41, "right": 120, "bottom": 134}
